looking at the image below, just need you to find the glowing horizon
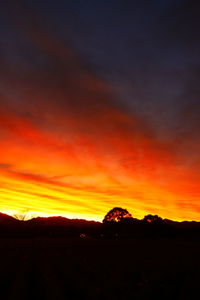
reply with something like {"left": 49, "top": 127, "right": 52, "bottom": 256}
{"left": 0, "top": 115, "right": 199, "bottom": 222}
{"left": 0, "top": 65, "right": 199, "bottom": 222}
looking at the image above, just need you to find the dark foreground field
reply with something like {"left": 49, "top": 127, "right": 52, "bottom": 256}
{"left": 0, "top": 237, "right": 200, "bottom": 300}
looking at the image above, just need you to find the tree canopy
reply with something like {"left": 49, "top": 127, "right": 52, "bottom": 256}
{"left": 103, "top": 207, "right": 133, "bottom": 223}
{"left": 143, "top": 214, "right": 164, "bottom": 224}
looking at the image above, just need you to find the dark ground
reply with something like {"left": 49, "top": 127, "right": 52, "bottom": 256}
{"left": 0, "top": 236, "right": 200, "bottom": 300}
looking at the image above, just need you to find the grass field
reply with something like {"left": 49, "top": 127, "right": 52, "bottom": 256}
{"left": 0, "top": 236, "right": 199, "bottom": 299}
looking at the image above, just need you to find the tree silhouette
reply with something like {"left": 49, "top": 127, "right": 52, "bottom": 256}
{"left": 13, "top": 210, "right": 32, "bottom": 221}
{"left": 103, "top": 207, "right": 133, "bottom": 223}
{"left": 143, "top": 214, "right": 164, "bottom": 224}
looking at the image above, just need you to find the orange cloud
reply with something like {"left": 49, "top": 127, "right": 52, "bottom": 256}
{"left": 0, "top": 100, "right": 199, "bottom": 221}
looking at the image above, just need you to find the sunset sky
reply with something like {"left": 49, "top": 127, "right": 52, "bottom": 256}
{"left": 0, "top": 0, "right": 199, "bottom": 221}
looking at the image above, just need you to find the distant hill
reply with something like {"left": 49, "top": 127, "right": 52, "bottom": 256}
{"left": 27, "top": 216, "right": 101, "bottom": 227}
{"left": 0, "top": 214, "right": 102, "bottom": 238}
{"left": 0, "top": 213, "right": 19, "bottom": 225}
{"left": 164, "top": 218, "right": 200, "bottom": 229}
{"left": 0, "top": 213, "right": 200, "bottom": 238}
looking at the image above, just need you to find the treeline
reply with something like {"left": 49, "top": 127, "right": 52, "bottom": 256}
{"left": 0, "top": 212, "right": 200, "bottom": 239}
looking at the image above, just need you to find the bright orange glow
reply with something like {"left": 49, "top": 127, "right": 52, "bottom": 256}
{"left": 0, "top": 104, "right": 199, "bottom": 222}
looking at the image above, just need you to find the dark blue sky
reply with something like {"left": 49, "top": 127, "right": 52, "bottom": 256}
{"left": 0, "top": 0, "right": 200, "bottom": 166}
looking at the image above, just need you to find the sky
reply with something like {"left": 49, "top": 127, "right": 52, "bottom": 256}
{"left": 0, "top": 0, "right": 199, "bottom": 221}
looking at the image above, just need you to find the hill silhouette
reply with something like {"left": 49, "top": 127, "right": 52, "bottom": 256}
{"left": 0, "top": 213, "right": 200, "bottom": 238}
{"left": 0, "top": 213, "right": 102, "bottom": 238}
{"left": 0, "top": 213, "right": 20, "bottom": 224}
{"left": 0, "top": 212, "right": 200, "bottom": 299}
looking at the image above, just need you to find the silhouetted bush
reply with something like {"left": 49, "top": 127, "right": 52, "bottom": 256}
{"left": 103, "top": 207, "right": 133, "bottom": 223}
